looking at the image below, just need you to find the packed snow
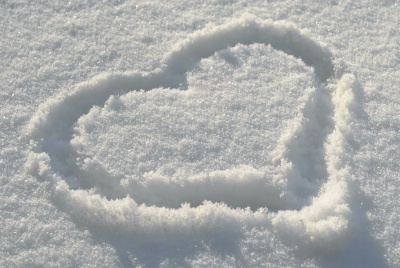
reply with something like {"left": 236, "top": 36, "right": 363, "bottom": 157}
{"left": 1, "top": 1, "right": 399, "bottom": 267}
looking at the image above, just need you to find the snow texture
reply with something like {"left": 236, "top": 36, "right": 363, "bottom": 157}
{"left": 1, "top": 1, "right": 399, "bottom": 267}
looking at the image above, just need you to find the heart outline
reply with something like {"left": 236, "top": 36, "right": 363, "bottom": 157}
{"left": 26, "top": 16, "right": 358, "bottom": 251}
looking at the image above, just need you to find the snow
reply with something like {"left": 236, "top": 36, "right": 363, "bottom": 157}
{"left": 1, "top": 1, "right": 399, "bottom": 267}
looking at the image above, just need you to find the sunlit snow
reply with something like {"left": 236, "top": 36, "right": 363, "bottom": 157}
{"left": 1, "top": 1, "right": 399, "bottom": 267}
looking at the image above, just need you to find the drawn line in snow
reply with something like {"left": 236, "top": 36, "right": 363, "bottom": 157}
{"left": 26, "top": 17, "right": 359, "bottom": 251}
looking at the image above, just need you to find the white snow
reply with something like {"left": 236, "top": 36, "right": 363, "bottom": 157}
{"left": 1, "top": 1, "right": 399, "bottom": 267}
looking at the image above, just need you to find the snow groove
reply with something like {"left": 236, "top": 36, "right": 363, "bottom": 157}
{"left": 26, "top": 17, "right": 359, "bottom": 252}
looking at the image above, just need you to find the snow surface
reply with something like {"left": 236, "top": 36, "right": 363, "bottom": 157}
{"left": 1, "top": 1, "right": 399, "bottom": 267}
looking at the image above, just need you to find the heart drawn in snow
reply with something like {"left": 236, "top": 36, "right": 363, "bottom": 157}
{"left": 26, "top": 17, "right": 358, "bottom": 251}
